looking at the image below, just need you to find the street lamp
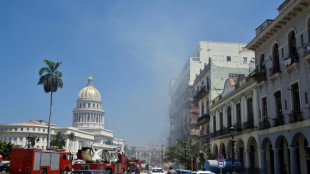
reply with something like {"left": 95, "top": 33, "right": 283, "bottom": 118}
{"left": 229, "top": 127, "right": 236, "bottom": 174}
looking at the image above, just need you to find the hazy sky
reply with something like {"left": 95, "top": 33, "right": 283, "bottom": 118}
{"left": 0, "top": 0, "right": 280, "bottom": 146}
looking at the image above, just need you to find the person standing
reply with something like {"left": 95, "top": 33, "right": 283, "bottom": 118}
{"left": 167, "top": 166, "right": 176, "bottom": 174}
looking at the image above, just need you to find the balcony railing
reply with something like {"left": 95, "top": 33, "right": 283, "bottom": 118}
{"left": 289, "top": 111, "right": 303, "bottom": 123}
{"left": 252, "top": 68, "right": 267, "bottom": 83}
{"left": 210, "top": 132, "right": 215, "bottom": 138}
{"left": 194, "top": 85, "right": 210, "bottom": 100}
{"left": 273, "top": 115, "right": 284, "bottom": 127}
{"left": 235, "top": 123, "right": 242, "bottom": 132}
{"left": 197, "top": 114, "right": 210, "bottom": 123}
{"left": 243, "top": 119, "right": 254, "bottom": 130}
{"left": 269, "top": 62, "right": 281, "bottom": 76}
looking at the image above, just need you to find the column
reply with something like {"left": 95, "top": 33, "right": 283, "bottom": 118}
{"left": 289, "top": 147, "right": 298, "bottom": 174}
{"left": 259, "top": 149, "right": 266, "bottom": 174}
{"left": 245, "top": 150, "right": 250, "bottom": 169}
{"left": 273, "top": 148, "right": 280, "bottom": 174}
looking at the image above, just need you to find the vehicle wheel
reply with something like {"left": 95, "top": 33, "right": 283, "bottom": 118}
{"left": 64, "top": 168, "right": 69, "bottom": 174}
{"left": 40, "top": 169, "right": 47, "bottom": 174}
{"left": 123, "top": 168, "right": 126, "bottom": 174}
{"left": 108, "top": 169, "right": 112, "bottom": 174}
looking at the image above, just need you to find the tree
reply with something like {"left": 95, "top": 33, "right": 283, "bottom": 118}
{"left": 38, "top": 60, "right": 63, "bottom": 148}
{"left": 30, "top": 135, "right": 39, "bottom": 148}
{"left": 164, "top": 138, "right": 210, "bottom": 170}
{"left": 50, "top": 132, "right": 66, "bottom": 149}
{"left": 0, "top": 141, "right": 15, "bottom": 158}
{"left": 68, "top": 132, "right": 76, "bottom": 152}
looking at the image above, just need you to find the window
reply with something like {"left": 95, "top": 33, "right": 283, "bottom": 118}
{"left": 33, "top": 128, "right": 35, "bottom": 131}
{"left": 213, "top": 116, "right": 216, "bottom": 133}
{"left": 247, "top": 98, "right": 253, "bottom": 126}
{"left": 262, "top": 97, "right": 268, "bottom": 118}
{"left": 274, "top": 91, "right": 282, "bottom": 118}
{"left": 243, "top": 57, "right": 247, "bottom": 64}
{"left": 21, "top": 128, "right": 23, "bottom": 131}
{"left": 93, "top": 103, "right": 95, "bottom": 108}
{"left": 288, "top": 31, "right": 298, "bottom": 60}
{"left": 15, "top": 128, "right": 17, "bottom": 131}
{"left": 226, "top": 56, "right": 231, "bottom": 62}
{"left": 272, "top": 44, "right": 280, "bottom": 74}
{"left": 291, "top": 83, "right": 301, "bottom": 113}
{"left": 219, "top": 112, "right": 223, "bottom": 130}
{"left": 88, "top": 103, "right": 90, "bottom": 108}
{"left": 227, "top": 106, "right": 232, "bottom": 127}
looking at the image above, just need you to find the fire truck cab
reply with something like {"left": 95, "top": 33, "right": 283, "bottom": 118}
{"left": 9, "top": 148, "right": 73, "bottom": 174}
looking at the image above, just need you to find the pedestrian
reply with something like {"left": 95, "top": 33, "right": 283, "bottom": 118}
{"left": 146, "top": 164, "right": 149, "bottom": 172}
{"left": 152, "top": 163, "right": 155, "bottom": 168}
{"left": 167, "top": 166, "right": 176, "bottom": 174}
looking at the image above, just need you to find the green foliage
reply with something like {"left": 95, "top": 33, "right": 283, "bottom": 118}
{"left": 38, "top": 60, "right": 63, "bottom": 93}
{"left": 50, "top": 132, "right": 66, "bottom": 149}
{"left": 0, "top": 141, "right": 15, "bottom": 158}
{"left": 30, "top": 135, "right": 39, "bottom": 147}
{"left": 164, "top": 138, "right": 211, "bottom": 169}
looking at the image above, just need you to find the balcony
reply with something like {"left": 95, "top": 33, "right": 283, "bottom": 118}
{"left": 289, "top": 111, "right": 303, "bottom": 123}
{"left": 235, "top": 123, "right": 242, "bottom": 132}
{"left": 259, "top": 119, "right": 270, "bottom": 130}
{"left": 303, "top": 42, "right": 310, "bottom": 67}
{"left": 194, "top": 86, "right": 210, "bottom": 101}
{"left": 210, "top": 132, "right": 216, "bottom": 138}
{"left": 197, "top": 114, "right": 210, "bottom": 124}
{"left": 273, "top": 115, "right": 285, "bottom": 127}
{"left": 243, "top": 119, "right": 254, "bottom": 130}
{"left": 251, "top": 68, "right": 267, "bottom": 87}
{"left": 284, "top": 54, "right": 299, "bottom": 76}
{"left": 269, "top": 63, "right": 281, "bottom": 82}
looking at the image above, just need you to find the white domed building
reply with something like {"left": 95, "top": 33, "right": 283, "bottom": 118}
{"left": 0, "top": 77, "right": 125, "bottom": 154}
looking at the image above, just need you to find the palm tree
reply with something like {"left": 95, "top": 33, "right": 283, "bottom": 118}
{"left": 30, "top": 135, "right": 39, "bottom": 148}
{"left": 68, "top": 132, "right": 76, "bottom": 152}
{"left": 50, "top": 132, "right": 66, "bottom": 149}
{"left": 38, "top": 60, "right": 63, "bottom": 148}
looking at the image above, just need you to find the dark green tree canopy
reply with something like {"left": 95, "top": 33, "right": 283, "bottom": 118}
{"left": 50, "top": 132, "right": 66, "bottom": 149}
{"left": 38, "top": 60, "right": 63, "bottom": 93}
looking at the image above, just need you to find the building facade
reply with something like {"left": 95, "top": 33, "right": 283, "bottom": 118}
{"left": 209, "top": 76, "right": 259, "bottom": 173}
{"left": 0, "top": 77, "right": 125, "bottom": 154}
{"left": 169, "top": 41, "right": 254, "bottom": 146}
{"left": 247, "top": 0, "right": 310, "bottom": 173}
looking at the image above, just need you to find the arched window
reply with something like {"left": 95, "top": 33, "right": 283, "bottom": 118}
{"left": 272, "top": 43, "right": 280, "bottom": 74}
{"left": 259, "top": 54, "right": 265, "bottom": 71}
{"left": 227, "top": 106, "right": 232, "bottom": 127}
{"left": 206, "top": 77, "right": 210, "bottom": 90}
{"left": 288, "top": 30, "right": 298, "bottom": 62}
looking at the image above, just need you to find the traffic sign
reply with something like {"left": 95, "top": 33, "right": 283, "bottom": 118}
{"left": 217, "top": 154, "right": 225, "bottom": 162}
{"left": 218, "top": 161, "right": 224, "bottom": 168}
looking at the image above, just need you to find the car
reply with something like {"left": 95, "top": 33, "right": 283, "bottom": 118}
{"left": 72, "top": 170, "right": 108, "bottom": 174}
{"left": 0, "top": 163, "right": 10, "bottom": 173}
{"left": 149, "top": 167, "right": 165, "bottom": 174}
{"left": 192, "top": 170, "right": 215, "bottom": 174}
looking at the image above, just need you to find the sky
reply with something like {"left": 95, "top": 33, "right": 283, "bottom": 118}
{"left": 0, "top": 0, "right": 280, "bottom": 147}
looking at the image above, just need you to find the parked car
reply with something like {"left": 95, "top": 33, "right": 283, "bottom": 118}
{"left": 192, "top": 170, "right": 215, "bottom": 174}
{"left": 72, "top": 170, "right": 108, "bottom": 174}
{"left": 150, "top": 167, "right": 165, "bottom": 174}
{"left": 0, "top": 162, "right": 10, "bottom": 173}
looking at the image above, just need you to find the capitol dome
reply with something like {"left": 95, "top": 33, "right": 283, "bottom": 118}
{"left": 73, "top": 76, "right": 105, "bottom": 129}
{"left": 78, "top": 77, "right": 101, "bottom": 101}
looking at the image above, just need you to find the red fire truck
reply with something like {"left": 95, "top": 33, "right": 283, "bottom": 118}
{"left": 74, "top": 144, "right": 129, "bottom": 174}
{"left": 9, "top": 148, "right": 73, "bottom": 174}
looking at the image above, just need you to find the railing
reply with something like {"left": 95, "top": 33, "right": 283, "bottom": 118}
{"left": 259, "top": 120, "right": 270, "bottom": 130}
{"left": 235, "top": 123, "right": 242, "bottom": 132}
{"left": 197, "top": 114, "right": 210, "bottom": 123}
{"left": 252, "top": 68, "right": 267, "bottom": 83}
{"left": 303, "top": 42, "right": 310, "bottom": 57}
{"left": 194, "top": 86, "right": 210, "bottom": 100}
{"left": 269, "top": 62, "right": 281, "bottom": 76}
{"left": 273, "top": 115, "right": 284, "bottom": 127}
{"left": 243, "top": 119, "right": 254, "bottom": 130}
{"left": 289, "top": 111, "right": 303, "bottom": 123}
{"left": 210, "top": 132, "right": 215, "bottom": 138}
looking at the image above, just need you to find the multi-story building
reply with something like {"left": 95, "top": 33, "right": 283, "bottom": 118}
{"left": 209, "top": 75, "right": 259, "bottom": 173}
{"left": 130, "top": 146, "right": 166, "bottom": 166}
{"left": 246, "top": 0, "right": 310, "bottom": 173}
{"left": 169, "top": 41, "right": 254, "bottom": 146}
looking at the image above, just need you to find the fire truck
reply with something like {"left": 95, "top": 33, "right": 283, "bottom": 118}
{"left": 9, "top": 148, "right": 73, "bottom": 174}
{"left": 74, "top": 143, "right": 129, "bottom": 174}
